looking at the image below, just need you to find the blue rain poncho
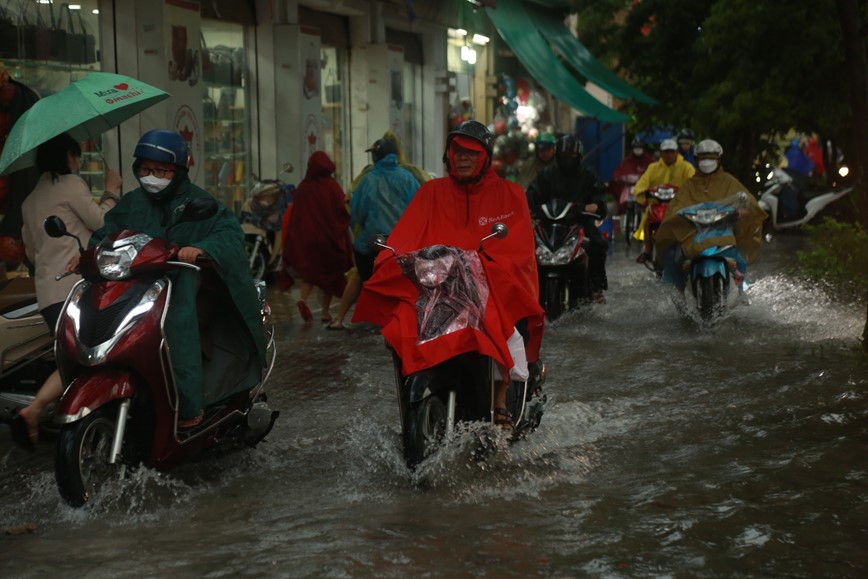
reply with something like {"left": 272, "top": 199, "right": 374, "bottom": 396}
{"left": 350, "top": 153, "right": 419, "bottom": 255}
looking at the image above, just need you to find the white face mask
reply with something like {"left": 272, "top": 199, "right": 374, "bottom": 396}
{"left": 139, "top": 175, "right": 172, "bottom": 193}
{"left": 698, "top": 159, "right": 719, "bottom": 174}
{"left": 632, "top": 147, "right": 644, "bottom": 156}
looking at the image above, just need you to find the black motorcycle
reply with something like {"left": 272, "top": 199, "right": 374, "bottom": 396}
{"left": 533, "top": 198, "right": 591, "bottom": 321}
{"left": 374, "top": 226, "right": 546, "bottom": 469}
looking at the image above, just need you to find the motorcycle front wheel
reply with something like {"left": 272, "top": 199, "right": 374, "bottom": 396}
{"left": 695, "top": 273, "right": 726, "bottom": 321}
{"left": 245, "top": 239, "right": 268, "bottom": 281}
{"left": 624, "top": 202, "right": 640, "bottom": 246}
{"left": 55, "top": 405, "right": 121, "bottom": 507}
{"left": 403, "top": 396, "right": 447, "bottom": 469}
{"left": 541, "top": 277, "right": 565, "bottom": 321}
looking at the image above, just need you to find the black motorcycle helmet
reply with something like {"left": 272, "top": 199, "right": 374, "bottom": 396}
{"left": 366, "top": 138, "right": 398, "bottom": 163}
{"left": 555, "top": 135, "right": 583, "bottom": 172}
{"left": 677, "top": 128, "right": 695, "bottom": 144}
{"left": 442, "top": 120, "right": 494, "bottom": 183}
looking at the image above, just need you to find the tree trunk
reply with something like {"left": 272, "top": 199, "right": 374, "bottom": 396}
{"left": 835, "top": 0, "right": 868, "bottom": 353}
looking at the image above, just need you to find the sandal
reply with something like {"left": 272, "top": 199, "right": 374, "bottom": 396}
{"left": 590, "top": 291, "right": 607, "bottom": 304}
{"left": 178, "top": 412, "right": 204, "bottom": 429}
{"left": 297, "top": 300, "right": 313, "bottom": 323}
{"left": 493, "top": 407, "right": 513, "bottom": 431}
{"left": 636, "top": 252, "right": 652, "bottom": 264}
{"left": 325, "top": 322, "right": 345, "bottom": 331}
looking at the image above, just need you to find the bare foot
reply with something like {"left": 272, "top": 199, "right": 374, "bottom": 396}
{"left": 18, "top": 406, "right": 39, "bottom": 444}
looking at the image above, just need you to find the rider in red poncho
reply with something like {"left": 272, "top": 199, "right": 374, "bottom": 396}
{"left": 353, "top": 120, "right": 544, "bottom": 427}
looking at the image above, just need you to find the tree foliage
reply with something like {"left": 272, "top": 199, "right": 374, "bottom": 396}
{"left": 572, "top": 0, "right": 853, "bottom": 183}
{"left": 798, "top": 217, "right": 868, "bottom": 294}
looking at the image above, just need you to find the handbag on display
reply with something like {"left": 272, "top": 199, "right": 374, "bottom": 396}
{"left": 47, "top": 1, "right": 67, "bottom": 61}
{"left": 21, "top": 1, "right": 53, "bottom": 60}
{"left": 64, "top": 4, "right": 96, "bottom": 64}
{"left": 0, "top": 0, "right": 19, "bottom": 58}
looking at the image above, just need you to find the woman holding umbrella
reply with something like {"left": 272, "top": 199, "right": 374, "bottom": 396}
{"left": 13, "top": 132, "right": 121, "bottom": 448}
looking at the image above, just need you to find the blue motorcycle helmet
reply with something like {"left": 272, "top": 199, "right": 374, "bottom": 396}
{"left": 132, "top": 129, "right": 190, "bottom": 201}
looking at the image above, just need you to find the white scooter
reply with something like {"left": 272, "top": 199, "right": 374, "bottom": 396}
{"left": 756, "top": 165, "right": 853, "bottom": 238}
{"left": 0, "top": 277, "right": 55, "bottom": 427}
{"left": 239, "top": 163, "right": 294, "bottom": 281}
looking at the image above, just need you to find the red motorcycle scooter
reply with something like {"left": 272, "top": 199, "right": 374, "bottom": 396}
{"left": 638, "top": 183, "right": 678, "bottom": 277}
{"left": 44, "top": 198, "right": 278, "bottom": 507}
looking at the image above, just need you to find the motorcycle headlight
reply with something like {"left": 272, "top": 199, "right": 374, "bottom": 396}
{"left": 535, "top": 244, "right": 555, "bottom": 264}
{"left": 684, "top": 209, "right": 728, "bottom": 226}
{"left": 95, "top": 233, "right": 152, "bottom": 280}
{"left": 537, "top": 234, "right": 581, "bottom": 265}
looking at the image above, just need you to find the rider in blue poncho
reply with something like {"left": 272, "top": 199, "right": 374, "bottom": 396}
{"left": 350, "top": 139, "right": 420, "bottom": 281}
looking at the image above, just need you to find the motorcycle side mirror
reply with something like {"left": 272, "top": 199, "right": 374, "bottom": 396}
{"left": 44, "top": 215, "right": 67, "bottom": 238}
{"left": 44, "top": 215, "right": 85, "bottom": 254}
{"left": 373, "top": 234, "right": 395, "bottom": 256}
{"left": 490, "top": 222, "right": 508, "bottom": 239}
{"left": 478, "top": 222, "right": 508, "bottom": 252}
{"left": 177, "top": 197, "right": 219, "bottom": 224}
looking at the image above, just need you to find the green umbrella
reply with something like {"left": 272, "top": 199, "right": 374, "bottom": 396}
{"left": 0, "top": 72, "right": 171, "bottom": 175}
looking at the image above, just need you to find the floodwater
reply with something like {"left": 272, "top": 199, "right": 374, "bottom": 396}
{"left": 1, "top": 235, "right": 866, "bottom": 577}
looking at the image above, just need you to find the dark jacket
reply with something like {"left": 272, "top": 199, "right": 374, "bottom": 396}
{"left": 526, "top": 164, "right": 608, "bottom": 222}
{"left": 0, "top": 78, "right": 40, "bottom": 237}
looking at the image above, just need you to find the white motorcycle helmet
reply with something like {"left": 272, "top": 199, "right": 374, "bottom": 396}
{"left": 695, "top": 139, "right": 723, "bottom": 157}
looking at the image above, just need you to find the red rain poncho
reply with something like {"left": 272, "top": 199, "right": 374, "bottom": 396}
{"left": 282, "top": 152, "right": 353, "bottom": 297}
{"left": 353, "top": 168, "right": 544, "bottom": 377}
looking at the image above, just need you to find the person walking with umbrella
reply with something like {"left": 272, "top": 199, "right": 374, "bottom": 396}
{"left": 12, "top": 133, "right": 122, "bottom": 448}
{"left": 13, "top": 133, "right": 123, "bottom": 449}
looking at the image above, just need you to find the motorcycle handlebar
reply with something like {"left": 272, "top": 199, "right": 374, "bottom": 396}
{"left": 166, "top": 260, "right": 202, "bottom": 272}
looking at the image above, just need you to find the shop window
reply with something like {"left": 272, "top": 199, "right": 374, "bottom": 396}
{"left": 320, "top": 45, "right": 348, "bottom": 185}
{"left": 201, "top": 20, "right": 247, "bottom": 212}
{"left": 402, "top": 61, "right": 422, "bottom": 166}
{"left": 0, "top": 0, "right": 103, "bottom": 190}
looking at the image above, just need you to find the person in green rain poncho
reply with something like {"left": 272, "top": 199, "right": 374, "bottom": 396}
{"left": 88, "top": 129, "right": 266, "bottom": 428}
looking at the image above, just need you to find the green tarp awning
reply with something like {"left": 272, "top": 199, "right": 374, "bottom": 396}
{"left": 485, "top": 0, "right": 654, "bottom": 122}
{"left": 535, "top": 10, "right": 657, "bottom": 105}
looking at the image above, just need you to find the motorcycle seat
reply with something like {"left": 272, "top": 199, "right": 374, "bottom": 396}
{"left": 0, "top": 277, "right": 38, "bottom": 316}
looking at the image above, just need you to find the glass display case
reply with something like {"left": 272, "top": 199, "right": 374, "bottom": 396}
{"left": 320, "top": 45, "right": 348, "bottom": 186}
{"left": 201, "top": 21, "right": 247, "bottom": 212}
{"left": 1, "top": 1, "right": 102, "bottom": 195}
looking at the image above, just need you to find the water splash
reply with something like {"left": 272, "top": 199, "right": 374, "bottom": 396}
{"left": 745, "top": 274, "right": 863, "bottom": 341}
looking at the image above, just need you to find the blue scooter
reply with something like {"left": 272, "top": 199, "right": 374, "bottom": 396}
{"left": 677, "top": 193, "right": 747, "bottom": 322}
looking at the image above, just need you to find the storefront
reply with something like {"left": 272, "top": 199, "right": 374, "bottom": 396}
{"left": 0, "top": 0, "right": 104, "bottom": 199}
{"left": 1, "top": 0, "right": 463, "bottom": 218}
{"left": 298, "top": 6, "right": 350, "bottom": 186}
{"left": 201, "top": 19, "right": 247, "bottom": 211}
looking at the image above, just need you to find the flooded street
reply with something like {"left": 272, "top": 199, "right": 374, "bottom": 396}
{"left": 2, "top": 235, "right": 866, "bottom": 577}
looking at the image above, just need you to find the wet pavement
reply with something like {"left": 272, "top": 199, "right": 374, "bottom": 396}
{"left": 1, "top": 233, "right": 867, "bottom": 577}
